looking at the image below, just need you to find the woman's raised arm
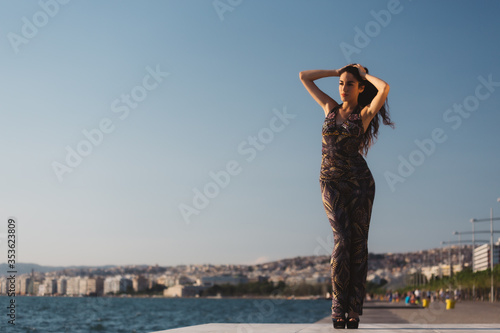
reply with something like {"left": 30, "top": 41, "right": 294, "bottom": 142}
{"left": 354, "top": 64, "right": 390, "bottom": 128}
{"left": 299, "top": 69, "right": 340, "bottom": 116}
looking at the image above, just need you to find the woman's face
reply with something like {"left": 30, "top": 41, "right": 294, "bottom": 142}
{"left": 339, "top": 72, "right": 364, "bottom": 103}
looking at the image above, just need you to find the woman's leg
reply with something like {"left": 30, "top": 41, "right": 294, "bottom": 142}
{"left": 346, "top": 176, "right": 375, "bottom": 316}
{"left": 320, "top": 180, "right": 353, "bottom": 318}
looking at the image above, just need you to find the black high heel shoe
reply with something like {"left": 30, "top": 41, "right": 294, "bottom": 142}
{"left": 346, "top": 317, "right": 359, "bottom": 329}
{"left": 332, "top": 316, "right": 346, "bottom": 329}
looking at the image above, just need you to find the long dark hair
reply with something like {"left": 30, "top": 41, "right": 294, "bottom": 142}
{"left": 339, "top": 65, "right": 394, "bottom": 156}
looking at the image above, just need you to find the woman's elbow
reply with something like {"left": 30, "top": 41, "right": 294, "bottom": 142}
{"left": 299, "top": 71, "right": 312, "bottom": 81}
{"left": 382, "top": 83, "right": 390, "bottom": 94}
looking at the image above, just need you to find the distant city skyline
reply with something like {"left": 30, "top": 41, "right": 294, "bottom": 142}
{"left": 0, "top": 244, "right": 482, "bottom": 299}
{"left": 0, "top": 0, "right": 500, "bottom": 267}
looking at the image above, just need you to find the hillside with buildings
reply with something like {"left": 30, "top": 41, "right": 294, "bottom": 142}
{"left": 1, "top": 242, "right": 496, "bottom": 298}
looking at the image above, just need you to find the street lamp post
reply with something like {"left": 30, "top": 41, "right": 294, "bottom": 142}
{"left": 453, "top": 231, "right": 463, "bottom": 269}
{"left": 441, "top": 241, "right": 453, "bottom": 278}
{"left": 491, "top": 208, "right": 494, "bottom": 303}
{"left": 497, "top": 199, "right": 500, "bottom": 301}
{"left": 472, "top": 221, "right": 475, "bottom": 270}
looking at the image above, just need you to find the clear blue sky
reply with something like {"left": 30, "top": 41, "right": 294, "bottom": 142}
{"left": 1, "top": 0, "right": 499, "bottom": 267}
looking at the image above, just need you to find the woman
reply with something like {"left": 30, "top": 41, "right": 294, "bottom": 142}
{"left": 299, "top": 64, "right": 393, "bottom": 329}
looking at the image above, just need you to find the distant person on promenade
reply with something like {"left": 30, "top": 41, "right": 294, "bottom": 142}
{"left": 300, "top": 64, "right": 393, "bottom": 329}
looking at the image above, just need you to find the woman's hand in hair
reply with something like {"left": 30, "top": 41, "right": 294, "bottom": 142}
{"left": 353, "top": 64, "right": 367, "bottom": 80}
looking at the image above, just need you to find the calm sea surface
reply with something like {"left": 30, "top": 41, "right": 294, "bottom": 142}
{"left": 0, "top": 296, "right": 331, "bottom": 332}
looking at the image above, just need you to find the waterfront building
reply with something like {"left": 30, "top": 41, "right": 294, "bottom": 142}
{"left": 66, "top": 277, "right": 81, "bottom": 296}
{"left": 197, "top": 275, "right": 249, "bottom": 287}
{"left": 103, "top": 276, "right": 120, "bottom": 295}
{"left": 32, "top": 281, "right": 41, "bottom": 295}
{"left": 120, "top": 276, "right": 133, "bottom": 293}
{"left": 79, "top": 277, "right": 89, "bottom": 295}
{"left": 157, "top": 274, "right": 176, "bottom": 287}
{"left": 37, "top": 283, "right": 46, "bottom": 296}
{"left": 18, "top": 275, "right": 31, "bottom": 295}
{"left": 103, "top": 276, "right": 132, "bottom": 295}
{"left": 420, "top": 265, "right": 444, "bottom": 280}
{"left": 57, "top": 277, "right": 67, "bottom": 295}
{"left": 434, "top": 264, "right": 461, "bottom": 277}
{"left": 0, "top": 276, "right": 6, "bottom": 294}
{"left": 42, "top": 278, "right": 58, "bottom": 295}
{"left": 176, "top": 275, "right": 196, "bottom": 286}
{"left": 87, "top": 277, "right": 104, "bottom": 296}
{"left": 133, "top": 275, "right": 148, "bottom": 292}
{"left": 473, "top": 238, "right": 500, "bottom": 272}
{"left": 163, "top": 284, "right": 205, "bottom": 297}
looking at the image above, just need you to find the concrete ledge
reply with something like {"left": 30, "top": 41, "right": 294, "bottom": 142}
{"left": 154, "top": 323, "right": 500, "bottom": 332}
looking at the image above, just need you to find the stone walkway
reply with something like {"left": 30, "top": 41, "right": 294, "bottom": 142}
{"left": 316, "top": 300, "right": 500, "bottom": 325}
{"left": 384, "top": 300, "right": 500, "bottom": 324}
{"left": 156, "top": 323, "right": 500, "bottom": 332}
{"left": 153, "top": 301, "right": 500, "bottom": 332}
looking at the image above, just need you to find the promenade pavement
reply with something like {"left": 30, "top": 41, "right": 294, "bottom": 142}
{"left": 317, "top": 300, "right": 500, "bottom": 324}
{"left": 382, "top": 300, "right": 500, "bottom": 324}
{"left": 155, "top": 301, "right": 500, "bottom": 332}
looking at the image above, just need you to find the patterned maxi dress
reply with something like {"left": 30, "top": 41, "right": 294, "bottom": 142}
{"left": 320, "top": 104, "right": 375, "bottom": 317}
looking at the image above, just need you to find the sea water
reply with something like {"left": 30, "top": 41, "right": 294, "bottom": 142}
{"left": 0, "top": 296, "right": 331, "bottom": 332}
